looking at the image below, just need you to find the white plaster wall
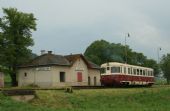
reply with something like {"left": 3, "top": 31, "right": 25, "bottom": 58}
{"left": 88, "top": 69, "right": 101, "bottom": 86}
{"left": 69, "top": 58, "right": 89, "bottom": 86}
{"left": 18, "top": 58, "right": 101, "bottom": 87}
{"left": 18, "top": 67, "right": 53, "bottom": 87}
{"left": 51, "top": 66, "right": 70, "bottom": 87}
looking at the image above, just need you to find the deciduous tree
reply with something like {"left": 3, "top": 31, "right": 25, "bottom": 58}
{"left": 84, "top": 39, "right": 159, "bottom": 76}
{"left": 160, "top": 54, "right": 170, "bottom": 84}
{"left": 0, "top": 8, "right": 36, "bottom": 86}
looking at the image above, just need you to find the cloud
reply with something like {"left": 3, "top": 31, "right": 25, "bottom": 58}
{"left": 0, "top": 0, "right": 170, "bottom": 60}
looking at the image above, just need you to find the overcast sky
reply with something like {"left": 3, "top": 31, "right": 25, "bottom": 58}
{"left": 0, "top": 0, "right": 170, "bottom": 61}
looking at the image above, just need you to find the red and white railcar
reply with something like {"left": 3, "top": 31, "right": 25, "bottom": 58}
{"left": 100, "top": 62, "right": 154, "bottom": 86}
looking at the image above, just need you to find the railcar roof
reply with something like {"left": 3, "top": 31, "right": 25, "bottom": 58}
{"left": 101, "top": 62, "right": 153, "bottom": 70}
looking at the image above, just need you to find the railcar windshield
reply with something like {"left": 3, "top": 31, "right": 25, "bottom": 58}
{"left": 111, "top": 67, "right": 120, "bottom": 73}
{"left": 101, "top": 68, "right": 106, "bottom": 74}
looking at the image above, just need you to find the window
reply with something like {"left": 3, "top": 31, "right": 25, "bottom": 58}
{"left": 131, "top": 68, "right": 133, "bottom": 74}
{"left": 120, "top": 67, "right": 122, "bottom": 73}
{"left": 145, "top": 70, "right": 148, "bottom": 76}
{"left": 140, "top": 69, "right": 143, "bottom": 75}
{"left": 111, "top": 67, "right": 120, "bottom": 73}
{"left": 148, "top": 71, "right": 150, "bottom": 76}
{"left": 133, "top": 69, "right": 137, "bottom": 75}
{"left": 124, "top": 67, "right": 126, "bottom": 74}
{"left": 143, "top": 70, "right": 146, "bottom": 76}
{"left": 107, "top": 67, "right": 110, "bottom": 70}
{"left": 150, "top": 71, "right": 154, "bottom": 76}
{"left": 137, "top": 69, "right": 139, "bottom": 75}
{"left": 24, "top": 72, "right": 27, "bottom": 77}
{"left": 77, "top": 72, "right": 82, "bottom": 82}
{"left": 60, "top": 72, "right": 65, "bottom": 82}
{"left": 151, "top": 71, "right": 154, "bottom": 76}
{"left": 101, "top": 68, "right": 106, "bottom": 74}
{"left": 151, "top": 71, "right": 153, "bottom": 76}
{"left": 128, "top": 68, "right": 131, "bottom": 74}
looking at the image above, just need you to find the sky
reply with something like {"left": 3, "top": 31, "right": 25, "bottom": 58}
{"left": 0, "top": 0, "right": 170, "bottom": 61}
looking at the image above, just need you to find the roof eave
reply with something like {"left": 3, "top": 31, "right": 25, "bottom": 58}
{"left": 18, "top": 64, "right": 71, "bottom": 68}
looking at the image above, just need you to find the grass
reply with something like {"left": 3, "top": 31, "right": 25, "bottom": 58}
{"left": 1, "top": 85, "right": 170, "bottom": 111}
{"left": 0, "top": 93, "right": 55, "bottom": 111}
{"left": 4, "top": 73, "right": 12, "bottom": 87}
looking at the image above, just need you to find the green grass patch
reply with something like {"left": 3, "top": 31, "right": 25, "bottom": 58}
{"left": 4, "top": 73, "right": 12, "bottom": 87}
{"left": 1, "top": 86, "right": 170, "bottom": 111}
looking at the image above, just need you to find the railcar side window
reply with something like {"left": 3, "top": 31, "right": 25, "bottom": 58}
{"left": 133, "top": 69, "right": 137, "bottom": 75}
{"left": 145, "top": 70, "right": 148, "bottom": 76}
{"left": 124, "top": 67, "right": 126, "bottom": 74}
{"left": 111, "top": 67, "right": 120, "bottom": 73}
{"left": 151, "top": 71, "right": 153, "bottom": 76}
{"left": 148, "top": 71, "right": 150, "bottom": 76}
{"left": 140, "top": 69, "right": 143, "bottom": 75}
{"left": 101, "top": 68, "right": 106, "bottom": 74}
{"left": 120, "top": 67, "right": 122, "bottom": 73}
{"left": 137, "top": 69, "right": 139, "bottom": 75}
{"left": 143, "top": 70, "right": 146, "bottom": 76}
{"left": 128, "top": 68, "right": 130, "bottom": 74}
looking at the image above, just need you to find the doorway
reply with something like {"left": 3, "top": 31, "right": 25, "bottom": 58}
{"left": 94, "top": 77, "right": 97, "bottom": 86}
{"left": 88, "top": 76, "right": 91, "bottom": 86}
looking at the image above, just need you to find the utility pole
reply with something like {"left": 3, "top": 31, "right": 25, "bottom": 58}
{"left": 157, "top": 47, "right": 161, "bottom": 64}
{"left": 157, "top": 47, "right": 162, "bottom": 77}
{"left": 125, "top": 33, "right": 130, "bottom": 64}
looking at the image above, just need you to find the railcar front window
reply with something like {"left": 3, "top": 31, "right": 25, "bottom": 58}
{"left": 101, "top": 68, "right": 106, "bottom": 74}
{"left": 111, "top": 67, "right": 120, "bottom": 73}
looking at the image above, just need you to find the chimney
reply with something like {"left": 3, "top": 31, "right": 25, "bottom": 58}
{"left": 41, "top": 50, "right": 46, "bottom": 55}
{"left": 48, "top": 51, "right": 52, "bottom": 54}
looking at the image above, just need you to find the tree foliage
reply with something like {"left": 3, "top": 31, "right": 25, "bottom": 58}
{"left": 0, "top": 8, "right": 36, "bottom": 86}
{"left": 160, "top": 54, "right": 170, "bottom": 84}
{"left": 84, "top": 39, "right": 159, "bottom": 76}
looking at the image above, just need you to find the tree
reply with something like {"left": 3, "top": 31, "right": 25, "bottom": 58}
{"left": 84, "top": 39, "right": 147, "bottom": 65}
{"left": 160, "top": 54, "right": 170, "bottom": 84}
{"left": 84, "top": 39, "right": 159, "bottom": 76}
{"left": 84, "top": 40, "right": 111, "bottom": 65}
{"left": 0, "top": 8, "right": 36, "bottom": 86}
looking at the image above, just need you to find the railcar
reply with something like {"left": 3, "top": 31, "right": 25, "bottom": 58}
{"left": 100, "top": 62, "right": 154, "bottom": 86}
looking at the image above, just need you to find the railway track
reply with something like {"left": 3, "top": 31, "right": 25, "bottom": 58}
{"left": 72, "top": 86, "right": 116, "bottom": 89}
{"left": 72, "top": 85, "right": 155, "bottom": 89}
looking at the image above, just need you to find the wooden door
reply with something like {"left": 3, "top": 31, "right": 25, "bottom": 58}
{"left": 77, "top": 72, "right": 82, "bottom": 82}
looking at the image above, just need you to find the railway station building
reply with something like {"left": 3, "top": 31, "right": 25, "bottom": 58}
{"left": 18, "top": 51, "right": 101, "bottom": 87}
